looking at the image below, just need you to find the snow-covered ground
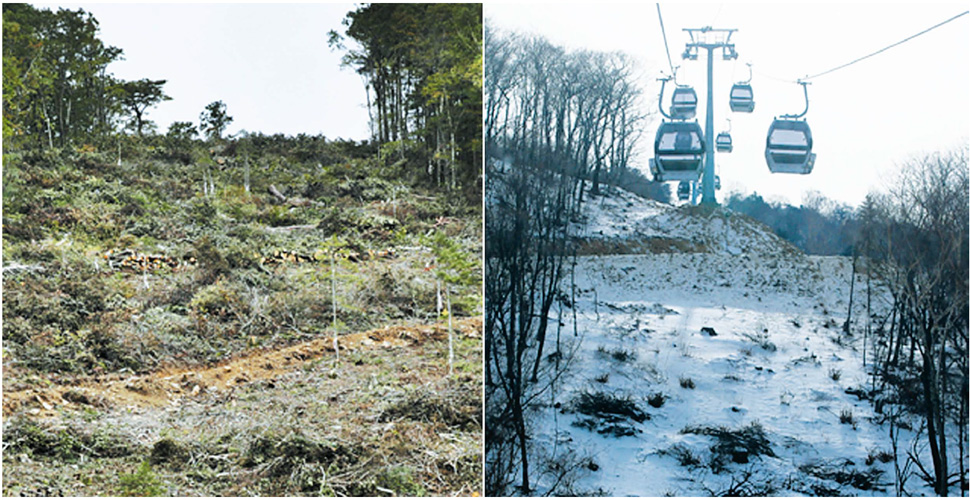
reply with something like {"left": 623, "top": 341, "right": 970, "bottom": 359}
{"left": 571, "top": 185, "right": 797, "bottom": 257}
{"left": 526, "top": 188, "right": 943, "bottom": 496}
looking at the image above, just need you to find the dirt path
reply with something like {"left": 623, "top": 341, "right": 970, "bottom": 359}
{"left": 3, "top": 317, "right": 482, "bottom": 418}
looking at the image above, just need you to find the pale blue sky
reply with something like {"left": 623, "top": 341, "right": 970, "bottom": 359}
{"left": 487, "top": 2, "right": 970, "bottom": 207}
{"left": 46, "top": 3, "right": 371, "bottom": 141}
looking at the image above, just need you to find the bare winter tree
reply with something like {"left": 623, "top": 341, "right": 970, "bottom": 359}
{"left": 485, "top": 158, "right": 576, "bottom": 494}
{"left": 863, "top": 147, "right": 969, "bottom": 496}
{"left": 483, "top": 25, "right": 654, "bottom": 495}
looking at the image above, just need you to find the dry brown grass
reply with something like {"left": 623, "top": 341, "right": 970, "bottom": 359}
{"left": 2, "top": 318, "right": 483, "bottom": 497}
{"left": 575, "top": 237, "right": 707, "bottom": 256}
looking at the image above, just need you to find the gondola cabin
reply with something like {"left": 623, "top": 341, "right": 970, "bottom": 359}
{"left": 650, "top": 121, "right": 705, "bottom": 182}
{"left": 677, "top": 181, "right": 691, "bottom": 201}
{"left": 716, "top": 132, "right": 733, "bottom": 153}
{"left": 729, "top": 83, "right": 755, "bottom": 113}
{"left": 670, "top": 87, "right": 698, "bottom": 120}
{"left": 765, "top": 119, "right": 815, "bottom": 174}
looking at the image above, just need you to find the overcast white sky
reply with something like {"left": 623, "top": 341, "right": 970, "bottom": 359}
{"left": 47, "top": 3, "right": 371, "bottom": 141}
{"left": 487, "top": 3, "right": 970, "bottom": 207}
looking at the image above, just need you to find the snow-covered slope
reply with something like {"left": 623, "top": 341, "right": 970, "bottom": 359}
{"left": 572, "top": 185, "right": 799, "bottom": 257}
{"left": 526, "top": 187, "right": 938, "bottom": 496}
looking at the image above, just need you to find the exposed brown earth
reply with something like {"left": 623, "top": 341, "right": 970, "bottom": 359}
{"left": 3, "top": 316, "right": 482, "bottom": 418}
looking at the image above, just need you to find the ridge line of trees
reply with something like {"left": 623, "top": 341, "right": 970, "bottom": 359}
{"left": 329, "top": 3, "right": 482, "bottom": 200}
{"left": 485, "top": 23, "right": 664, "bottom": 200}
{"left": 2, "top": 4, "right": 178, "bottom": 149}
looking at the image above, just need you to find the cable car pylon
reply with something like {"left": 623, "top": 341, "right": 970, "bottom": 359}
{"left": 682, "top": 26, "right": 739, "bottom": 206}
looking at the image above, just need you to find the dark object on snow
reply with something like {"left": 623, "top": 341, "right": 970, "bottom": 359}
{"left": 701, "top": 327, "right": 717, "bottom": 336}
{"left": 845, "top": 387, "right": 871, "bottom": 401}
{"left": 683, "top": 422, "right": 775, "bottom": 472}
{"left": 598, "top": 423, "right": 638, "bottom": 438}
{"left": 573, "top": 391, "right": 648, "bottom": 423}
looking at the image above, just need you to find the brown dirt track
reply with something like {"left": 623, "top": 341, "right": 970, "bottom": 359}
{"left": 3, "top": 316, "right": 482, "bottom": 418}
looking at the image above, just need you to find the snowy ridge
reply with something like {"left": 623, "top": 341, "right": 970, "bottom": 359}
{"left": 572, "top": 185, "right": 799, "bottom": 257}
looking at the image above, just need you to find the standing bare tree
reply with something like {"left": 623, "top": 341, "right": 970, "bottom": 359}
{"left": 484, "top": 25, "right": 655, "bottom": 495}
{"left": 864, "top": 147, "right": 969, "bottom": 496}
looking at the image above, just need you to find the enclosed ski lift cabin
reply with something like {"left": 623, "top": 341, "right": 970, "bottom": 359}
{"left": 716, "top": 132, "right": 733, "bottom": 153}
{"left": 650, "top": 121, "right": 705, "bottom": 182}
{"left": 765, "top": 119, "right": 815, "bottom": 174}
{"left": 766, "top": 80, "right": 815, "bottom": 174}
{"left": 670, "top": 87, "right": 698, "bottom": 120}
{"left": 729, "top": 83, "right": 755, "bottom": 113}
{"left": 677, "top": 181, "right": 691, "bottom": 201}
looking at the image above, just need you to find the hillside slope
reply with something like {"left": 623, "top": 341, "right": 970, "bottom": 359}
{"left": 2, "top": 144, "right": 483, "bottom": 496}
{"left": 572, "top": 185, "right": 800, "bottom": 257}
{"left": 524, "top": 187, "right": 935, "bottom": 496}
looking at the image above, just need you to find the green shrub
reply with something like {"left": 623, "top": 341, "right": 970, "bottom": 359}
{"left": 118, "top": 462, "right": 165, "bottom": 497}
{"left": 192, "top": 235, "right": 231, "bottom": 282}
{"left": 258, "top": 204, "right": 302, "bottom": 227}
{"left": 350, "top": 466, "right": 426, "bottom": 497}
{"left": 187, "top": 197, "right": 219, "bottom": 228}
{"left": 189, "top": 279, "right": 249, "bottom": 320}
{"left": 242, "top": 431, "right": 361, "bottom": 493}
{"left": 149, "top": 438, "right": 189, "bottom": 467}
{"left": 4, "top": 418, "right": 138, "bottom": 462}
{"left": 379, "top": 383, "right": 481, "bottom": 432}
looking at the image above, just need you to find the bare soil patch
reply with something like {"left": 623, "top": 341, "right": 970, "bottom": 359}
{"left": 3, "top": 317, "right": 482, "bottom": 417}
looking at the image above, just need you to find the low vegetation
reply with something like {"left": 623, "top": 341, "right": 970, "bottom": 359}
{"left": 4, "top": 2, "right": 483, "bottom": 496}
{"left": 681, "top": 422, "right": 775, "bottom": 473}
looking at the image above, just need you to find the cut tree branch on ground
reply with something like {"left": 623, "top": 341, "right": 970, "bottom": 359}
{"left": 267, "top": 184, "right": 319, "bottom": 207}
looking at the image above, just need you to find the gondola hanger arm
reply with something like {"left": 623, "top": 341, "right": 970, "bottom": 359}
{"left": 657, "top": 76, "right": 673, "bottom": 120}
{"left": 781, "top": 80, "right": 810, "bottom": 120}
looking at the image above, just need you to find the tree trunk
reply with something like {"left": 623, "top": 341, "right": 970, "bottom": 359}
{"left": 920, "top": 334, "right": 945, "bottom": 495}
{"left": 843, "top": 252, "right": 856, "bottom": 334}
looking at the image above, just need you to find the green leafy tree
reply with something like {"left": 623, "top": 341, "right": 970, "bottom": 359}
{"left": 166, "top": 121, "right": 197, "bottom": 142}
{"left": 115, "top": 78, "right": 170, "bottom": 137}
{"left": 199, "top": 100, "right": 233, "bottom": 141}
{"left": 330, "top": 4, "right": 482, "bottom": 199}
{"left": 2, "top": 4, "right": 123, "bottom": 148}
